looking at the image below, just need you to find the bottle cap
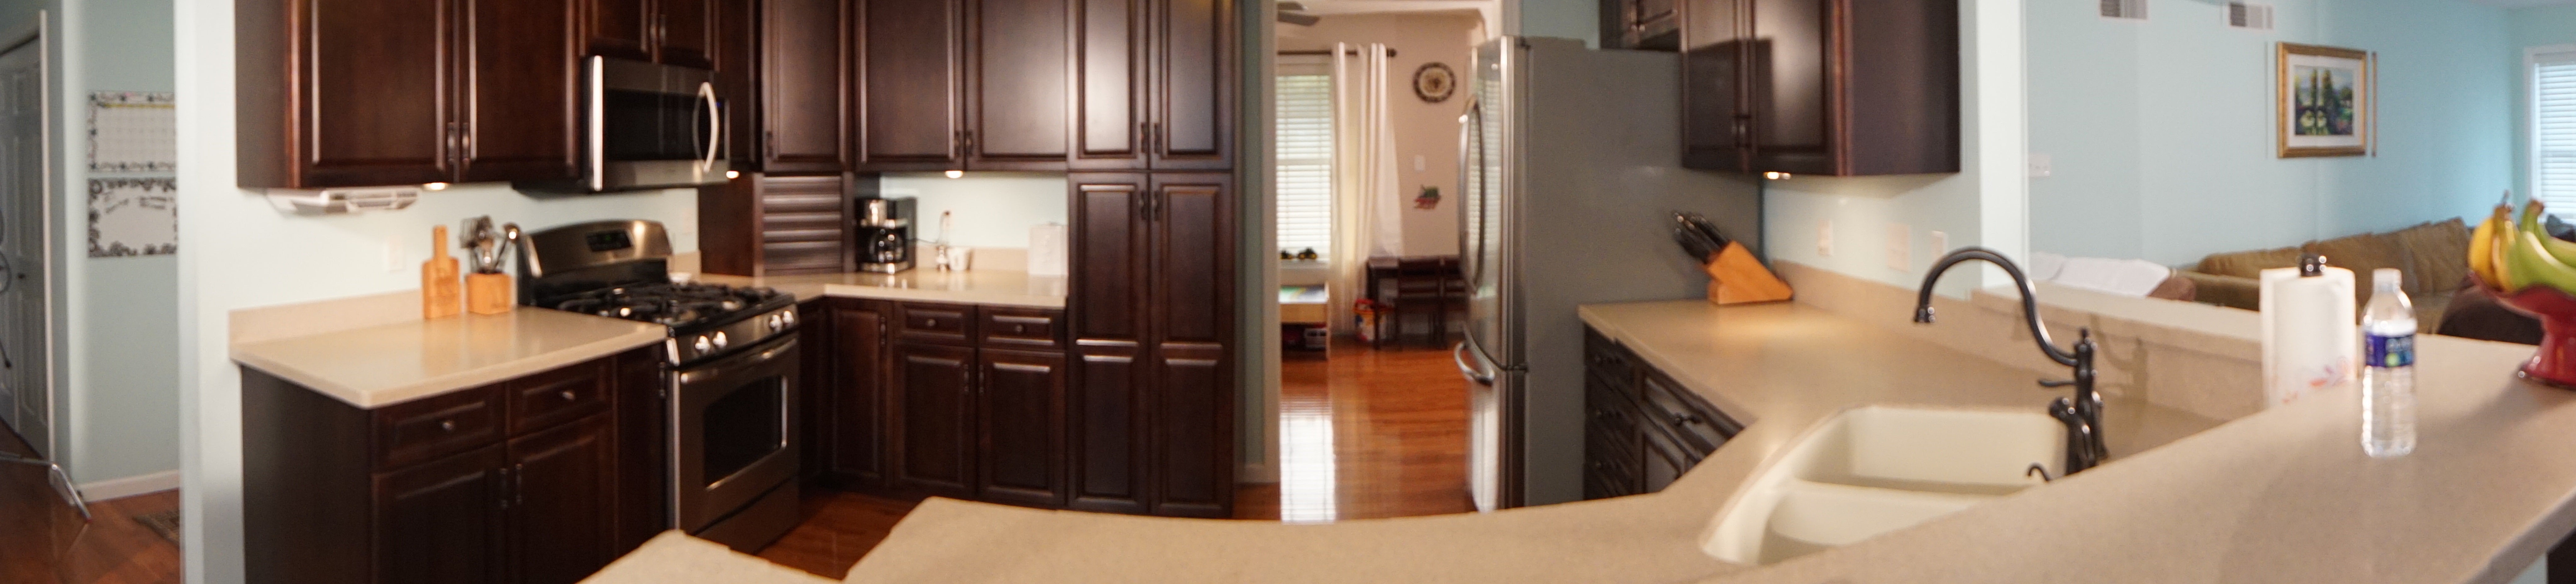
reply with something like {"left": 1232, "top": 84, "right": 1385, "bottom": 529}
{"left": 2299, "top": 254, "right": 2327, "bottom": 277}
{"left": 2375, "top": 267, "right": 2402, "bottom": 288}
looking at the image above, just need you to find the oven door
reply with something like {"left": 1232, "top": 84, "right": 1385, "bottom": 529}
{"left": 589, "top": 56, "right": 730, "bottom": 192}
{"left": 670, "top": 334, "right": 799, "bottom": 532}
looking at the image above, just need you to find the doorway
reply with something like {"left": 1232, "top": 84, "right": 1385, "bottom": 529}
{"left": 0, "top": 30, "right": 47, "bottom": 459}
{"left": 1249, "top": 2, "right": 1496, "bottom": 523}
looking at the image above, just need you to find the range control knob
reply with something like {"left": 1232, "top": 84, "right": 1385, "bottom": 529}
{"left": 780, "top": 311, "right": 796, "bottom": 326}
{"left": 692, "top": 335, "right": 714, "bottom": 353}
{"left": 713, "top": 331, "right": 729, "bottom": 349}
{"left": 767, "top": 314, "right": 786, "bottom": 329}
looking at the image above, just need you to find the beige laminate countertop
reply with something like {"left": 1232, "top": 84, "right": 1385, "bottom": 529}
{"left": 230, "top": 308, "right": 666, "bottom": 409}
{"left": 694, "top": 269, "right": 1065, "bottom": 308}
{"left": 834, "top": 300, "right": 2235, "bottom": 583}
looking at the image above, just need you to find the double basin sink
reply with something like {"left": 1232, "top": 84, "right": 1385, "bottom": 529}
{"left": 1701, "top": 406, "right": 2068, "bottom": 565}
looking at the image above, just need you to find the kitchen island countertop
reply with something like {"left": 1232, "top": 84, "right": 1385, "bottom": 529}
{"left": 230, "top": 307, "right": 665, "bottom": 409}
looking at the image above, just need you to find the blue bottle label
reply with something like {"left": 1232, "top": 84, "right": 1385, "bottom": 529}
{"left": 2366, "top": 333, "right": 2415, "bottom": 368}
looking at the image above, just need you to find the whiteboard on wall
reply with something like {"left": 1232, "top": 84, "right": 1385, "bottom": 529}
{"left": 88, "top": 91, "right": 175, "bottom": 173}
{"left": 89, "top": 177, "right": 176, "bottom": 257}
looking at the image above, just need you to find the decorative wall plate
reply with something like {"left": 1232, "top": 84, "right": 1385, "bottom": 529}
{"left": 1414, "top": 62, "right": 1455, "bottom": 103}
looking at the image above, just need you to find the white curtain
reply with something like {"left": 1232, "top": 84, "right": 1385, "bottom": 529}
{"left": 1327, "top": 42, "right": 1402, "bottom": 334}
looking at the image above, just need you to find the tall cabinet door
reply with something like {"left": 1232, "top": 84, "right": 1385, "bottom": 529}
{"left": 1679, "top": 0, "right": 1749, "bottom": 171}
{"left": 298, "top": 0, "right": 455, "bottom": 187}
{"left": 1066, "top": 174, "right": 1150, "bottom": 513}
{"left": 1745, "top": 0, "right": 1836, "bottom": 174}
{"left": 890, "top": 342, "right": 978, "bottom": 497}
{"left": 964, "top": 0, "right": 1073, "bottom": 170}
{"left": 1145, "top": 173, "right": 1234, "bottom": 517}
{"left": 1144, "top": 0, "right": 1234, "bottom": 171}
{"left": 1067, "top": 175, "right": 1150, "bottom": 345}
{"left": 656, "top": 0, "right": 720, "bottom": 69}
{"left": 508, "top": 417, "right": 618, "bottom": 584}
{"left": 763, "top": 0, "right": 850, "bottom": 173}
{"left": 1069, "top": 0, "right": 1147, "bottom": 170}
{"left": 854, "top": 0, "right": 965, "bottom": 171}
{"left": 830, "top": 300, "right": 891, "bottom": 483}
{"left": 373, "top": 446, "right": 508, "bottom": 584}
{"left": 456, "top": 0, "right": 579, "bottom": 183}
{"left": 977, "top": 349, "right": 1069, "bottom": 507}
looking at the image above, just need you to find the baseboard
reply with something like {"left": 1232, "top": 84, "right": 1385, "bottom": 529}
{"left": 1238, "top": 461, "right": 1278, "bottom": 484}
{"left": 78, "top": 469, "right": 179, "bottom": 501}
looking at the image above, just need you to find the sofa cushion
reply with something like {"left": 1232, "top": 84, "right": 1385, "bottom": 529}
{"left": 2303, "top": 232, "right": 2406, "bottom": 304}
{"left": 2195, "top": 246, "right": 2305, "bottom": 280}
{"left": 2388, "top": 218, "right": 2471, "bottom": 297}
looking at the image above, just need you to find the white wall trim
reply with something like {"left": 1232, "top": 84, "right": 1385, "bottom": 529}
{"left": 1239, "top": 461, "right": 1279, "bottom": 484}
{"left": 78, "top": 469, "right": 177, "bottom": 501}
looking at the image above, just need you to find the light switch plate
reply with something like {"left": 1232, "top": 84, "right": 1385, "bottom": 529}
{"left": 1885, "top": 222, "right": 1911, "bottom": 272}
{"left": 1929, "top": 231, "right": 1950, "bottom": 257}
{"left": 1817, "top": 220, "right": 1835, "bottom": 257}
{"left": 384, "top": 235, "right": 403, "bottom": 273}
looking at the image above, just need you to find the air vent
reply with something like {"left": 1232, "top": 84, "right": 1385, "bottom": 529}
{"left": 2226, "top": 1, "right": 2274, "bottom": 30}
{"left": 2101, "top": 0, "right": 2145, "bottom": 20}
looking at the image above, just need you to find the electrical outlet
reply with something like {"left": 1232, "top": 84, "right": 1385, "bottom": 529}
{"left": 2028, "top": 154, "right": 2053, "bottom": 178}
{"left": 1817, "top": 220, "right": 1835, "bottom": 257}
{"left": 1929, "top": 231, "right": 1950, "bottom": 257}
{"left": 1885, "top": 222, "right": 1910, "bottom": 272}
{"left": 384, "top": 235, "right": 403, "bottom": 273}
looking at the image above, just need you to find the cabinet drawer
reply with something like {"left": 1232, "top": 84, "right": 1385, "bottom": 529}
{"left": 897, "top": 303, "right": 977, "bottom": 344}
{"left": 373, "top": 385, "right": 506, "bottom": 469}
{"left": 980, "top": 308, "right": 1063, "bottom": 349}
{"left": 509, "top": 358, "right": 613, "bottom": 434}
{"left": 1640, "top": 371, "right": 1736, "bottom": 456}
{"left": 1583, "top": 328, "right": 1639, "bottom": 396}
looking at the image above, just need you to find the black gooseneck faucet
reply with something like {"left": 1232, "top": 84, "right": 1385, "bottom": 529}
{"left": 1913, "top": 247, "right": 2107, "bottom": 476}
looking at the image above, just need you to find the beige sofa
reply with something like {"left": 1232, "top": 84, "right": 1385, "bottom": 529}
{"left": 2172, "top": 218, "right": 2471, "bottom": 332}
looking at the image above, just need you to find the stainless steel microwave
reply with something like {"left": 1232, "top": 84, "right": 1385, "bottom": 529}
{"left": 523, "top": 56, "right": 730, "bottom": 193}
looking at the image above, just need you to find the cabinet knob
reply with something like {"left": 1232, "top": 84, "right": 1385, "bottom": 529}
{"left": 560, "top": 390, "right": 577, "bottom": 402}
{"left": 439, "top": 419, "right": 456, "bottom": 432}
{"left": 925, "top": 318, "right": 938, "bottom": 328}
{"left": 1012, "top": 324, "right": 1026, "bottom": 334}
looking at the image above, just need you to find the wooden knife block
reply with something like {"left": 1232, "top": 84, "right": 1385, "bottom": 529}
{"left": 1704, "top": 242, "right": 1793, "bottom": 305}
{"left": 465, "top": 273, "right": 514, "bottom": 315}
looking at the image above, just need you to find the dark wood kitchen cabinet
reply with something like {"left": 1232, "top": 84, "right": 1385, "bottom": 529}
{"left": 1066, "top": 172, "right": 1235, "bottom": 517}
{"left": 800, "top": 299, "right": 1080, "bottom": 508}
{"left": 1678, "top": 0, "right": 1957, "bottom": 176}
{"left": 850, "top": 0, "right": 1073, "bottom": 172}
{"left": 977, "top": 349, "right": 1070, "bottom": 507}
{"left": 890, "top": 338, "right": 980, "bottom": 497}
{"left": 242, "top": 348, "right": 666, "bottom": 584}
{"left": 754, "top": 0, "right": 852, "bottom": 173}
{"left": 806, "top": 298, "right": 891, "bottom": 486}
{"left": 1582, "top": 327, "right": 1740, "bottom": 500}
{"left": 581, "top": 0, "right": 718, "bottom": 69}
{"left": 238, "top": 0, "right": 581, "bottom": 188}
{"left": 1601, "top": 0, "right": 1680, "bottom": 50}
{"left": 1068, "top": 0, "right": 1235, "bottom": 171}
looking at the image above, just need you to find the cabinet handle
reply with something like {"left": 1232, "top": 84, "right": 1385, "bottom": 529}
{"left": 764, "top": 130, "right": 776, "bottom": 161}
{"left": 560, "top": 390, "right": 577, "bottom": 402}
{"left": 924, "top": 318, "right": 938, "bottom": 328}
{"left": 439, "top": 419, "right": 456, "bottom": 432}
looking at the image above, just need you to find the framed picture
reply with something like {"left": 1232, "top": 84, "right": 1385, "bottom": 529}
{"left": 2277, "top": 42, "right": 2375, "bottom": 158}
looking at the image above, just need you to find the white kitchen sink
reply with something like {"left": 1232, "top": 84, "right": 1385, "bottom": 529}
{"left": 1701, "top": 406, "right": 2067, "bottom": 565}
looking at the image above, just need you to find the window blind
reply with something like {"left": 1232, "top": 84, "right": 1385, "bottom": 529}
{"left": 2539, "top": 48, "right": 2576, "bottom": 214}
{"left": 1275, "top": 69, "right": 1334, "bottom": 259}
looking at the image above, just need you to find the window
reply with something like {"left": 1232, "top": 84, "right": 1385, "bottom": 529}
{"left": 2539, "top": 47, "right": 2576, "bottom": 214}
{"left": 1276, "top": 60, "right": 1334, "bottom": 259}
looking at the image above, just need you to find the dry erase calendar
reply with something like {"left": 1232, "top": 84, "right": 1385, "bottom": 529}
{"left": 89, "top": 91, "right": 175, "bottom": 173}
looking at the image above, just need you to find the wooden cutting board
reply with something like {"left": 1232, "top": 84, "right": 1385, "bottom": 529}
{"left": 423, "top": 225, "right": 461, "bottom": 319}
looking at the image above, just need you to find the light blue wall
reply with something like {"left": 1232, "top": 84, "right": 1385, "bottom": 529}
{"left": 875, "top": 172, "right": 1069, "bottom": 250}
{"left": 1514, "top": 0, "right": 1598, "bottom": 48}
{"left": 2028, "top": 0, "right": 2514, "bottom": 266}
{"left": 2510, "top": 4, "right": 2576, "bottom": 202}
{"left": 66, "top": 0, "right": 178, "bottom": 487}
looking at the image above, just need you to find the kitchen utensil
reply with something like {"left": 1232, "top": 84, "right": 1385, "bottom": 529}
{"left": 497, "top": 223, "right": 523, "bottom": 274}
{"left": 422, "top": 225, "right": 461, "bottom": 319}
{"left": 463, "top": 216, "right": 499, "bottom": 273}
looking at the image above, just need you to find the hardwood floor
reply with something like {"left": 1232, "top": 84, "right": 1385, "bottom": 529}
{"left": 0, "top": 427, "right": 183, "bottom": 584}
{"left": 755, "top": 337, "right": 1474, "bottom": 578}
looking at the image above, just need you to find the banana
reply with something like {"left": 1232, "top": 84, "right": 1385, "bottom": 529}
{"left": 2493, "top": 209, "right": 2522, "bottom": 292}
{"left": 2502, "top": 222, "right": 2576, "bottom": 294}
{"left": 2519, "top": 200, "right": 2576, "bottom": 268}
{"left": 2471, "top": 204, "right": 2506, "bottom": 288}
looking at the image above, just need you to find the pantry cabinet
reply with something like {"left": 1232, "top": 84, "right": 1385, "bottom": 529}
{"left": 1066, "top": 172, "right": 1235, "bottom": 517}
{"left": 1067, "top": 0, "right": 1235, "bottom": 171}
{"left": 1678, "top": 0, "right": 1957, "bottom": 176}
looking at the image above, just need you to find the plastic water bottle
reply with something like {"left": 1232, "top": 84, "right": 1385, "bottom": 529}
{"left": 2360, "top": 268, "right": 2416, "bottom": 458}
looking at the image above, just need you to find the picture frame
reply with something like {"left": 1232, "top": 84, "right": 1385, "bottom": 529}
{"left": 2277, "top": 42, "right": 2375, "bottom": 158}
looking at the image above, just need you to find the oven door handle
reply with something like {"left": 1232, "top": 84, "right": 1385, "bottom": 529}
{"left": 676, "top": 336, "right": 798, "bottom": 387}
{"left": 696, "top": 81, "right": 722, "bottom": 177}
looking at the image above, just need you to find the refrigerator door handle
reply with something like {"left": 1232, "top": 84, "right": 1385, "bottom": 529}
{"left": 1454, "top": 340, "right": 1496, "bottom": 386}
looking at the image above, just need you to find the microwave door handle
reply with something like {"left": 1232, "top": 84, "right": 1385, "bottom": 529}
{"left": 697, "top": 81, "right": 721, "bottom": 176}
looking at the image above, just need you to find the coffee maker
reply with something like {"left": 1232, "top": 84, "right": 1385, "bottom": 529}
{"left": 857, "top": 197, "right": 916, "bottom": 273}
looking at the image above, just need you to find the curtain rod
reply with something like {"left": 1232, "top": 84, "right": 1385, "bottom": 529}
{"left": 1277, "top": 48, "right": 1399, "bottom": 57}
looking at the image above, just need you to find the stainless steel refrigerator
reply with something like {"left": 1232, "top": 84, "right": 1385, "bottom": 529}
{"left": 1454, "top": 37, "right": 1764, "bottom": 510}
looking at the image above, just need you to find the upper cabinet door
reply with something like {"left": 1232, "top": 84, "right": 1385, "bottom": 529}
{"left": 1745, "top": 0, "right": 1835, "bottom": 174}
{"left": 1145, "top": 0, "right": 1233, "bottom": 170}
{"left": 854, "top": 0, "right": 965, "bottom": 171}
{"left": 763, "top": 0, "right": 850, "bottom": 172}
{"left": 582, "top": 0, "right": 655, "bottom": 61}
{"left": 456, "top": 0, "right": 580, "bottom": 183}
{"left": 963, "top": 0, "right": 1073, "bottom": 170}
{"left": 656, "top": 0, "right": 719, "bottom": 69}
{"left": 1069, "top": 0, "right": 1146, "bottom": 170}
{"left": 1679, "top": 0, "right": 1748, "bottom": 171}
{"left": 293, "top": 0, "right": 455, "bottom": 187}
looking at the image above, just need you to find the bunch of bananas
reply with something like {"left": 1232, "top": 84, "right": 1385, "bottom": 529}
{"left": 2471, "top": 200, "right": 2576, "bottom": 295}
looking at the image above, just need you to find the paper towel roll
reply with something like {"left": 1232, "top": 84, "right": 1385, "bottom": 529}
{"left": 1027, "top": 223, "right": 1068, "bottom": 277}
{"left": 2260, "top": 266, "right": 2356, "bottom": 407}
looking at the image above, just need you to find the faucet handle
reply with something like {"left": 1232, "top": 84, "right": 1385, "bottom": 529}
{"left": 2038, "top": 378, "right": 2076, "bottom": 388}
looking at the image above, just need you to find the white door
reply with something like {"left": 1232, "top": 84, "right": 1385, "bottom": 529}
{"left": 0, "top": 38, "right": 47, "bottom": 457}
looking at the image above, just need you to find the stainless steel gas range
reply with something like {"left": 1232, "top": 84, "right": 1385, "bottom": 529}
{"left": 519, "top": 220, "right": 802, "bottom": 551}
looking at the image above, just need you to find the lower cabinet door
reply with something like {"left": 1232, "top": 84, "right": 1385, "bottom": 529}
{"left": 976, "top": 349, "right": 1069, "bottom": 507}
{"left": 374, "top": 445, "right": 509, "bottom": 584}
{"left": 891, "top": 341, "right": 978, "bottom": 497}
{"left": 829, "top": 300, "right": 890, "bottom": 483}
{"left": 1068, "top": 346, "right": 1148, "bottom": 513}
{"left": 1150, "top": 345, "right": 1232, "bottom": 518}
{"left": 510, "top": 415, "right": 619, "bottom": 584}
